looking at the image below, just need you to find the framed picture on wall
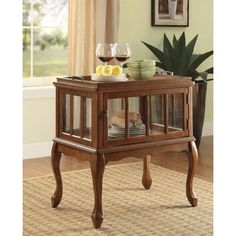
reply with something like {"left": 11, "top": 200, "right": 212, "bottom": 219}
{"left": 151, "top": 0, "right": 189, "bottom": 27}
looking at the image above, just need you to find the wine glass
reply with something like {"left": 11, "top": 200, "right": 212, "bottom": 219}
{"left": 96, "top": 43, "right": 115, "bottom": 65}
{"left": 114, "top": 43, "right": 131, "bottom": 67}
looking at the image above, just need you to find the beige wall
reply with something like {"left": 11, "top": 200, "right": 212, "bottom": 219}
{"left": 118, "top": 0, "right": 213, "bottom": 125}
{"left": 23, "top": 98, "right": 55, "bottom": 143}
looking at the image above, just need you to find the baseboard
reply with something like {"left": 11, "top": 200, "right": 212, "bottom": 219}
{"left": 23, "top": 141, "right": 53, "bottom": 159}
{"left": 202, "top": 121, "right": 213, "bottom": 136}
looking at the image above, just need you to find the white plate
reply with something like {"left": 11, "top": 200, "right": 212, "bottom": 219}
{"left": 91, "top": 73, "right": 128, "bottom": 82}
{"left": 108, "top": 125, "right": 147, "bottom": 136}
{"left": 111, "top": 124, "right": 146, "bottom": 131}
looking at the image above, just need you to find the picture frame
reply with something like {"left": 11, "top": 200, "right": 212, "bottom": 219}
{"left": 151, "top": 0, "right": 189, "bottom": 27}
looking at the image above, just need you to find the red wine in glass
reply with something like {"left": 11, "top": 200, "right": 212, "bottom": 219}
{"left": 114, "top": 43, "right": 131, "bottom": 67}
{"left": 98, "top": 56, "right": 114, "bottom": 63}
{"left": 96, "top": 43, "right": 115, "bottom": 65}
{"left": 115, "top": 56, "right": 130, "bottom": 62}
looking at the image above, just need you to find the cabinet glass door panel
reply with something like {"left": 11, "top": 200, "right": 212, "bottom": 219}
{"left": 128, "top": 97, "right": 146, "bottom": 137}
{"left": 106, "top": 92, "right": 186, "bottom": 141}
{"left": 107, "top": 97, "right": 147, "bottom": 140}
{"left": 150, "top": 95, "right": 165, "bottom": 135}
{"left": 107, "top": 98, "right": 125, "bottom": 140}
{"left": 168, "top": 93, "right": 184, "bottom": 132}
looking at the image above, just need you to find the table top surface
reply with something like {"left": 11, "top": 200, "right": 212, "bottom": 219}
{"left": 54, "top": 75, "right": 194, "bottom": 92}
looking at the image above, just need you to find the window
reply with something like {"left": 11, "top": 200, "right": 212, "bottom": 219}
{"left": 23, "top": 0, "right": 68, "bottom": 84}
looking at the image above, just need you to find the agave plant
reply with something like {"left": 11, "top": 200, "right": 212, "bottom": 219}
{"left": 141, "top": 32, "right": 213, "bottom": 82}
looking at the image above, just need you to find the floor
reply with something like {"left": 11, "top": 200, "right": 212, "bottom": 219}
{"left": 23, "top": 136, "right": 213, "bottom": 182}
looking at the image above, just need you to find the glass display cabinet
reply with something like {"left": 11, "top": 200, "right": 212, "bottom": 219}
{"left": 51, "top": 75, "right": 198, "bottom": 229}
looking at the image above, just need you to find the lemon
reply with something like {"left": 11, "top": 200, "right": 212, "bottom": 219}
{"left": 112, "top": 65, "right": 123, "bottom": 76}
{"left": 102, "top": 65, "right": 113, "bottom": 76}
{"left": 96, "top": 65, "right": 104, "bottom": 75}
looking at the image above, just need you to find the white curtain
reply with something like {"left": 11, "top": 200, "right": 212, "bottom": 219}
{"left": 66, "top": 0, "right": 120, "bottom": 133}
{"left": 68, "top": 0, "right": 120, "bottom": 76}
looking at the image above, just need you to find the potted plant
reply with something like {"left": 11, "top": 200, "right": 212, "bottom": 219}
{"left": 141, "top": 32, "right": 213, "bottom": 148}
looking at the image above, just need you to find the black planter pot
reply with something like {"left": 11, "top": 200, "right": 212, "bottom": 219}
{"left": 192, "top": 81, "right": 207, "bottom": 149}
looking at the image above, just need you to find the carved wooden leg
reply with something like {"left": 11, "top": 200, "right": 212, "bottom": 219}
{"left": 51, "top": 142, "right": 63, "bottom": 208}
{"left": 90, "top": 154, "right": 105, "bottom": 229}
{"left": 186, "top": 141, "right": 198, "bottom": 207}
{"left": 142, "top": 155, "right": 152, "bottom": 189}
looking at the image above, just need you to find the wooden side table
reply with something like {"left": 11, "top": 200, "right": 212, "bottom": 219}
{"left": 51, "top": 75, "right": 198, "bottom": 228}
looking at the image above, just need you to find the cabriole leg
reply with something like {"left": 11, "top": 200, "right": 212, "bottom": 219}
{"left": 90, "top": 154, "right": 105, "bottom": 229}
{"left": 186, "top": 141, "right": 198, "bottom": 207}
{"left": 142, "top": 155, "right": 152, "bottom": 189}
{"left": 51, "top": 142, "right": 63, "bottom": 208}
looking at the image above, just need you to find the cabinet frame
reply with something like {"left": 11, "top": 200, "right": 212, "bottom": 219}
{"left": 51, "top": 75, "right": 198, "bottom": 229}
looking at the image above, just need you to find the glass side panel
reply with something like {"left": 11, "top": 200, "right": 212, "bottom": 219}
{"left": 168, "top": 93, "right": 184, "bottom": 132}
{"left": 62, "top": 94, "right": 70, "bottom": 133}
{"left": 72, "top": 95, "right": 81, "bottom": 136}
{"left": 150, "top": 95, "right": 165, "bottom": 135}
{"left": 84, "top": 98, "right": 92, "bottom": 140}
{"left": 107, "top": 98, "right": 125, "bottom": 140}
{"left": 62, "top": 94, "right": 92, "bottom": 141}
{"left": 128, "top": 97, "right": 146, "bottom": 137}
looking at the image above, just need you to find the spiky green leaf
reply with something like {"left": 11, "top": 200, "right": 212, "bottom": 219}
{"left": 184, "top": 35, "right": 198, "bottom": 72}
{"left": 163, "top": 34, "right": 179, "bottom": 73}
{"left": 204, "top": 67, "right": 213, "bottom": 74}
{"left": 155, "top": 61, "right": 166, "bottom": 70}
{"left": 141, "top": 41, "right": 165, "bottom": 62}
{"left": 174, "top": 32, "right": 186, "bottom": 74}
{"left": 176, "top": 32, "right": 186, "bottom": 52}
{"left": 198, "top": 71, "right": 208, "bottom": 81}
{"left": 190, "top": 50, "right": 213, "bottom": 69}
{"left": 173, "top": 35, "right": 178, "bottom": 49}
{"left": 163, "top": 33, "right": 174, "bottom": 52}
